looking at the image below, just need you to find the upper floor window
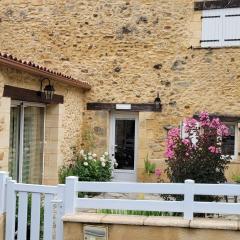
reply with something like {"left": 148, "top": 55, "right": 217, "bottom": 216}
{"left": 222, "top": 122, "right": 238, "bottom": 159}
{"left": 201, "top": 8, "right": 240, "bottom": 47}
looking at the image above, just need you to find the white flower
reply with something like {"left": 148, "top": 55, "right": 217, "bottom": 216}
{"left": 80, "top": 150, "right": 84, "bottom": 156}
{"left": 100, "top": 157, "right": 105, "bottom": 162}
{"left": 88, "top": 152, "right": 92, "bottom": 156}
{"left": 112, "top": 158, "right": 118, "bottom": 168}
{"left": 88, "top": 156, "right": 93, "bottom": 160}
{"left": 104, "top": 152, "right": 109, "bottom": 156}
{"left": 93, "top": 159, "right": 96, "bottom": 162}
{"left": 83, "top": 162, "right": 88, "bottom": 166}
{"left": 101, "top": 162, "right": 106, "bottom": 167}
{"left": 92, "top": 153, "right": 97, "bottom": 158}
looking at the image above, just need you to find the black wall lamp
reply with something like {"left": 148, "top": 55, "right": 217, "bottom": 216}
{"left": 39, "top": 78, "right": 55, "bottom": 101}
{"left": 154, "top": 92, "right": 162, "bottom": 110}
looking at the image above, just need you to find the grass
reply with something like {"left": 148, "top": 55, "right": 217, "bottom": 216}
{"left": 97, "top": 209, "right": 181, "bottom": 217}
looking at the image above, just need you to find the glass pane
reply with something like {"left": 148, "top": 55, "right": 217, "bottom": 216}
{"left": 222, "top": 124, "right": 235, "bottom": 156}
{"left": 9, "top": 106, "right": 20, "bottom": 181}
{"left": 115, "top": 119, "right": 135, "bottom": 170}
{"left": 22, "top": 107, "right": 44, "bottom": 184}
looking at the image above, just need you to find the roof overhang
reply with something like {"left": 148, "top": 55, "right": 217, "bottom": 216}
{"left": 0, "top": 53, "right": 91, "bottom": 90}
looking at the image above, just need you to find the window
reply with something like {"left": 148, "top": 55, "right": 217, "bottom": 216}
{"left": 222, "top": 122, "right": 238, "bottom": 159}
{"left": 201, "top": 8, "right": 240, "bottom": 47}
{"left": 9, "top": 101, "right": 45, "bottom": 184}
{"left": 181, "top": 121, "right": 238, "bottom": 160}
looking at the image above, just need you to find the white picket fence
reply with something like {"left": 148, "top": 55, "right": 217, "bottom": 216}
{"left": 0, "top": 172, "right": 64, "bottom": 240}
{"left": 1, "top": 172, "right": 240, "bottom": 240}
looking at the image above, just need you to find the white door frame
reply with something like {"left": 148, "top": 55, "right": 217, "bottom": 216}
{"left": 109, "top": 111, "right": 138, "bottom": 182}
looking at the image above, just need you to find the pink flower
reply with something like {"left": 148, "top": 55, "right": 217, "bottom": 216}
{"left": 208, "top": 146, "right": 221, "bottom": 154}
{"left": 165, "top": 127, "right": 180, "bottom": 159}
{"left": 208, "top": 146, "right": 216, "bottom": 153}
{"left": 165, "top": 149, "right": 174, "bottom": 158}
{"left": 184, "top": 118, "right": 198, "bottom": 132}
{"left": 199, "top": 111, "right": 210, "bottom": 127}
{"left": 182, "top": 139, "right": 190, "bottom": 145}
{"left": 168, "top": 128, "right": 180, "bottom": 138}
{"left": 209, "top": 118, "right": 229, "bottom": 137}
{"left": 155, "top": 168, "right": 162, "bottom": 178}
{"left": 217, "top": 124, "right": 229, "bottom": 137}
{"left": 210, "top": 118, "right": 221, "bottom": 129}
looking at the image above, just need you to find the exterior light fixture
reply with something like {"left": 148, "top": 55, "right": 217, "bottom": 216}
{"left": 154, "top": 92, "right": 162, "bottom": 110}
{"left": 39, "top": 78, "right": 55, "bottom": 101}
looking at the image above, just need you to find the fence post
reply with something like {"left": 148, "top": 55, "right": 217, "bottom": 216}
{"left": 64, "top": 176, "right": 78, "bottom": 215}
{"left": 55, "top": 184, "right": 65, "bottom": 240}
{"left": 5, "top": 178, "right": 16, "bottom": 240}
{"left": 184, "top": 179, "right": 195, "bottom": 220}
{"left": 0, "top": 171, "right": 8, "bottom": 214}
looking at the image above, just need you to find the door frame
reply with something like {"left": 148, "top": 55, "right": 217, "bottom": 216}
{"left": 109, "top": 111, "right": 139, "bottom": 181}
{"left": 10, "top": 100, "right": 46, "bottom": 183}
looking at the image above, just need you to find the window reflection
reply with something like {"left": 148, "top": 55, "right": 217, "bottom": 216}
{"left": 222, "top": 123, "right": 235, "bottom": 156}
{"left": 115, "top": 120, "right": 135, "bottom": 170}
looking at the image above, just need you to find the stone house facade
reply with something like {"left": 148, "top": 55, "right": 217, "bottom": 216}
{"left": 0, "top": 0, "right": 240, "bottom": 183}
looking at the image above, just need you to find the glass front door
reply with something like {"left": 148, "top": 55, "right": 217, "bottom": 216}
{"left": 110, "top": 113, "right": 138, "bottom": 182}
{"left": 9, "top": 102, "right": 45, "bottom": 184}
{"left": 115, "top": 119, "right": 135, "bottom": 170}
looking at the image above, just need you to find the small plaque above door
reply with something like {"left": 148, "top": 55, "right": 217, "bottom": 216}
{"left": 116, "top": 104, "right": 131, "bottom": 110}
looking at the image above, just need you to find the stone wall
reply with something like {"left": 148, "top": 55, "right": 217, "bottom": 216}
{"left": 64, "top": 223, "right": 240, "bottom": 240}
{"left": 0, "top": 97, "right": 10, "bottom": 172}
{"left": 1, "top": 0, "right": 240, "bottom": 180}
{"left": 63, "top": 214, "right": 240, "bottom": 240}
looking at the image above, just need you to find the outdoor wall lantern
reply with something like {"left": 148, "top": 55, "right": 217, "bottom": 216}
{"left": 39, "top": 78, "right": 55, "bottom": 101}
{"left": 154, "top": 92, "right": 162, "bottom": 110}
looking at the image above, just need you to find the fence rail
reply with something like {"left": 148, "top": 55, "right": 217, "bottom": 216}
{"left": 0, "top": 172, "right": 240, "bottom": 240}
{"left": 65, "top": 177, "right": 240, "bottom": 221}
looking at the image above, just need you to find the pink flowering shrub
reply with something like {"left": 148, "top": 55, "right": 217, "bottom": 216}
{"left": 165, "top": 112, "right": 231, "bottom": 184}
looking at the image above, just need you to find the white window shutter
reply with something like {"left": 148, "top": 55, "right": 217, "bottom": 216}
{"left": 201, "top": 9, "right": 223, "bottom": 47}
{"left": 223, "top": 8, "right": 240, "bottom": 46}
{"left": 180, "top": 120, "right": 199, "bottom": 145}
{"left": 191, "top": 122, "right": 199, "bottom": 146}
{"left": 180, "top": 121, "right": 188, "bottom": 139}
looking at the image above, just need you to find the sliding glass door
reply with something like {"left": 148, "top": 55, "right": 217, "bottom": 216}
{"left": 9, "top": 106, "right": 20, "bottom": 181}
{"left": 9, "top": 102, "right": 45, "bottom": 184}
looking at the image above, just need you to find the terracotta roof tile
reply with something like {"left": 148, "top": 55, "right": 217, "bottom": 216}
{"left": 0, "top": 52, "right": 91, "bottom": 90}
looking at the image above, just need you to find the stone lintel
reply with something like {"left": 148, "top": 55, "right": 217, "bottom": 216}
{"left": 87, "top": 103, "right": 162, "bottom": 112}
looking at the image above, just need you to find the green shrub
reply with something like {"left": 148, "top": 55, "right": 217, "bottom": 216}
{"left": 165, "top": 112, "right": 231, "bottom": 184}
{"left": 59, "top": 149, "right": 116, "bottom": 184}
{"left": 232, "top": 175, "right": 240, "bottom": 184}
{"left": 144, "top": 155, "right": 156, "bottom": 175}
